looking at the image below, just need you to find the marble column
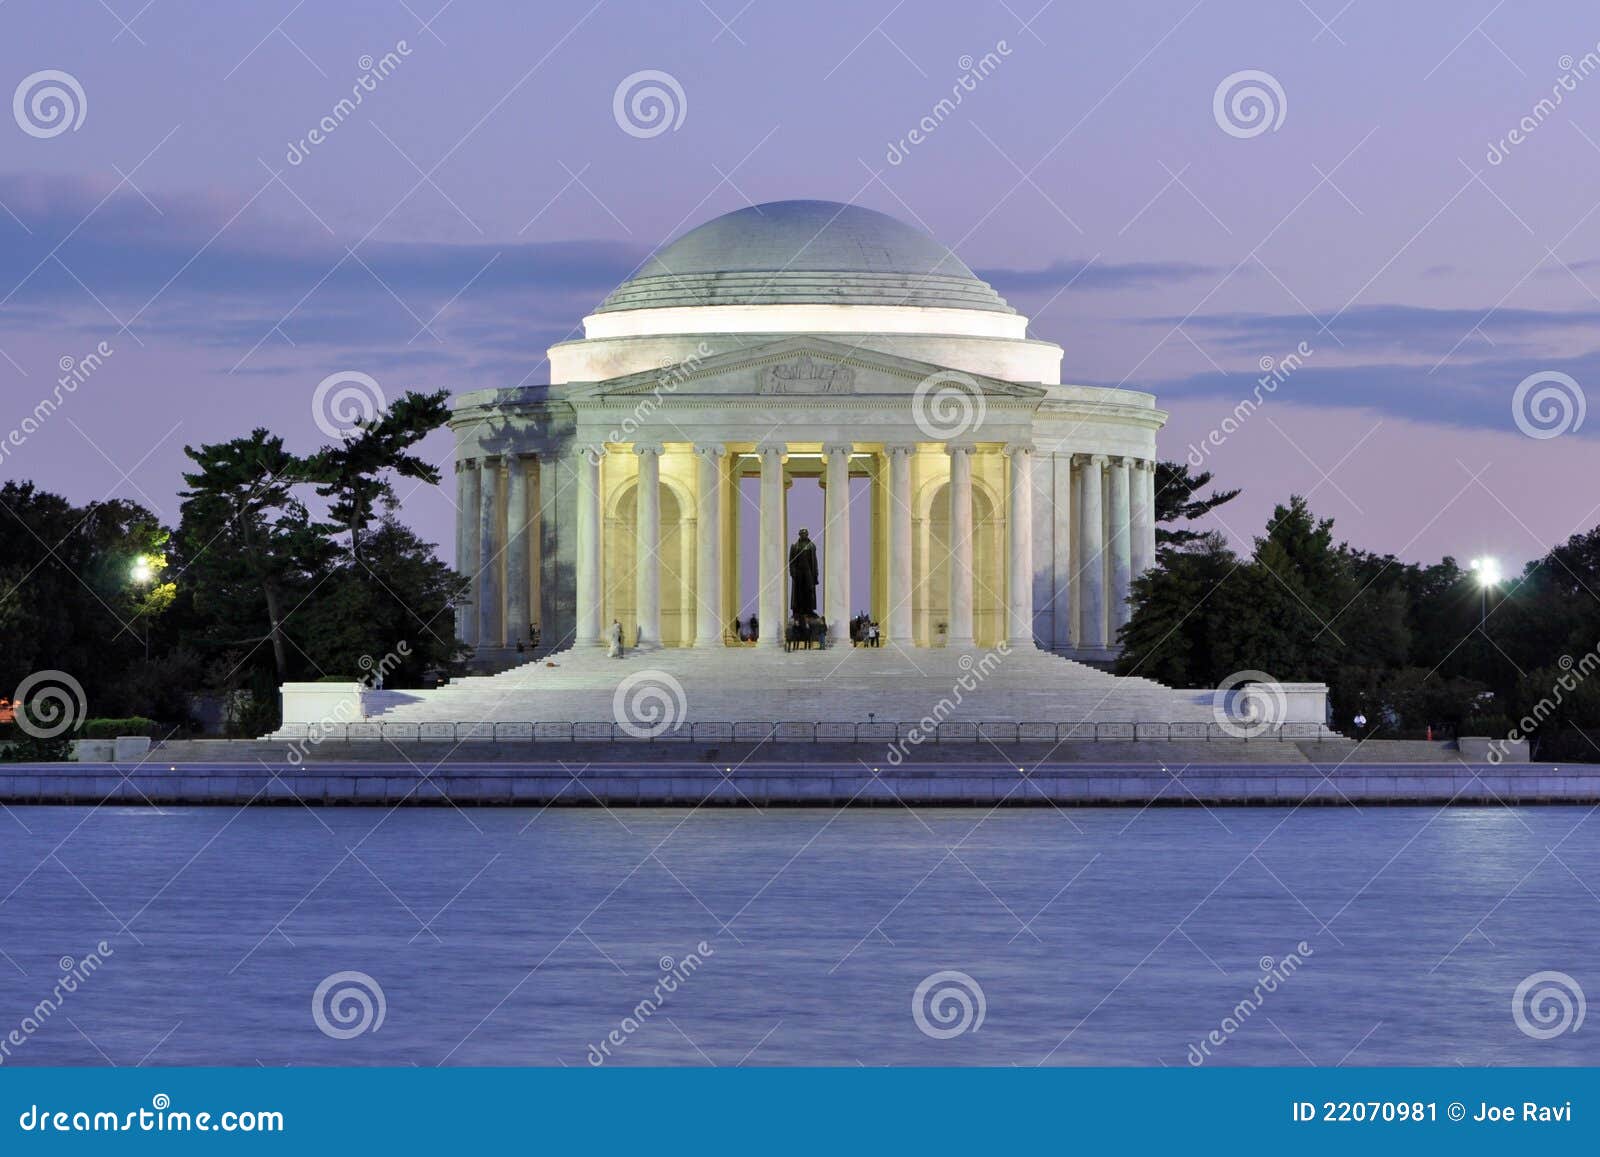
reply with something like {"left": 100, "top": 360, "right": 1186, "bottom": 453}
{"left": 1077, "top": 454, "right": 1107, "bottom": 650}
{"left": 575, "top": 448, "right": 604, "bottom": 646}
{"left": 477, "top": 455, "right": 502, "bottom": 647}
{"left": 456, "top": 458, "right": 480, "bottom": 645}
{"left": 694, "top": 444, "right": 724, "bottom": 647}
{"left": 823, "top": 443, "right": 852, "bottom": 645}
{"left": 505, "top": 455, "right": 531, "bottom": 648}
{"left": 1131, "top": 458, "right": 1156, "bottom": 581}
{"left": 758, "top": 443, "right": 785, "bottom": 649}
{"left": 946, "top": 444, "right": 975, "bottom": 647}
{"left": 633, "top": 443, "right": 662, "bottom": 648}
{"left": 1051, "top": 452, "right": 1071, "bottom": 651}
{"left": 1006, "top": 443, "right": 1035, "bottom": 648}
{"left": 1109, "top": 456, "right": 1133, "bottom": 636}
{"left": 885, "top": 444, "right": 915, "bottom": 646}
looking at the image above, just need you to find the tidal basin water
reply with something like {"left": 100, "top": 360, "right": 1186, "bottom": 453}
{"left": 0, "top": 804, "right": 1594, "bottom": 1067}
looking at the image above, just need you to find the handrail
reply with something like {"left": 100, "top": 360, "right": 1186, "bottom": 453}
{"left": 281, "top": 720, "right": 1338, "bottom": 743}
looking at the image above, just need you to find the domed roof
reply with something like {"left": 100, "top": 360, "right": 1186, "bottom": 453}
{"left": 594, "top": 200, "right": 1014, "bottom": 315}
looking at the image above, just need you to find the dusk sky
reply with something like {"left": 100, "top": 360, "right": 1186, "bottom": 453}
{"left": 3, "top": 0, "right": 1599, "bottom": 571}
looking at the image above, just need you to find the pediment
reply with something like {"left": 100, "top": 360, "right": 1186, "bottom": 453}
{"left": 570, "top": 337, "right": 1045, "bottom": 402}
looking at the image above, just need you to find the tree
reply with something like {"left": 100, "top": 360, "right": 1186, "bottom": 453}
{"left": 1154, "top": 460, "right": 1240, "bottom": 550}
{"left": 305, "top": 390, "right": 451, "bottom": 558}
{"left": 293, "top": 516, "right": 468, "bottom": 686}
{"left": 1116, "top": 531, "right": 1239, "bottom": 686}
{"left": 0, "top": 482, "right": 172, "bottom": 716}
{"left": 177, "top": 432, "right": 331, "bottom": 681}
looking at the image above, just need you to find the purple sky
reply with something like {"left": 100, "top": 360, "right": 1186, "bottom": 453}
{"left": 3, "top": 0, "right": 1599, "bottom": 573}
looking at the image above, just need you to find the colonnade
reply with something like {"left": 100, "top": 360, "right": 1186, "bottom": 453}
{"left": 457, "top": 444, "right": 1158, "bottom": 655}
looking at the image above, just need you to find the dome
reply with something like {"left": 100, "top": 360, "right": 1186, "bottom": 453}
{"left": 594, "top": 200, "right": 1014, "bottom": 315}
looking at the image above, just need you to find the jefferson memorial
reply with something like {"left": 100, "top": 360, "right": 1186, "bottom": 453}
{"left": 276, "top": 199, "right": 1332, "bottom": 733}
{"left": 451, "top": 199, "right": 1161, "bottom": 664}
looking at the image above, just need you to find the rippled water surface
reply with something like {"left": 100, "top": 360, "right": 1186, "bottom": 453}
{"left": 0, "top": 805, "right": 1594, "bottom": 1066}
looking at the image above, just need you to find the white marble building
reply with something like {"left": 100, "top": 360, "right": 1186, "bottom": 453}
{"left": 452, "top": 200, "right": 1163, "bottom": 666}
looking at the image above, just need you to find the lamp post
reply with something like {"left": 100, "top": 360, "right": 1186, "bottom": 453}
{"left": 131, "top": 554, "right": 153, "bottom": 661}
{"left": 1469, "top": 556, "right": 1501, "bottom": 626}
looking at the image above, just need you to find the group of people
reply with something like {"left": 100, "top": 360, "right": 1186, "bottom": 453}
{"left": 732, "top": 615, "right": 760, "bottom": 643}
{"left": 849, "top": 613, "right": 882, "bottom": 647}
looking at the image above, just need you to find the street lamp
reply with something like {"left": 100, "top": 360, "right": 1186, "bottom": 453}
{"left": 130, "top": 554, "right": 153, "bottom": 659}
{"left": 1469, "top": 556, "right": 1501, "bottom": 626}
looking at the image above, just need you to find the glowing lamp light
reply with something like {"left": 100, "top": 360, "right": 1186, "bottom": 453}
{"left": 131, "top": 555, "right": 153, "bottom": 584}
{"left": 1469, "top": 557, "right": 1501, "bottom": 587}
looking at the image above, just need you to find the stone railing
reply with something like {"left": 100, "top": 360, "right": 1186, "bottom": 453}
{"left": 268, "top": 720, "right": 1342, "bottom": 743}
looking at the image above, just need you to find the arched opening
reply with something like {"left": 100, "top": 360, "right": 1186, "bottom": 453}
{"left": 917, "top": 479, "right": 1005, "bottom": 648}
{"left": 604, "top": 477, "right": 692, "bottom": 647}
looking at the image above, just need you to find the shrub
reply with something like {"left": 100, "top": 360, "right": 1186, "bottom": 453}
{"left": 80, "top": 716, "right": 158, "bottom": 739}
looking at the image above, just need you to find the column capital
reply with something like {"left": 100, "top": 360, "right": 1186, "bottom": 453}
{"left": 883, "top": 443, "right": 917, "bottom": 458}
{"left": 570, "top": 443, "right": 605, "bottom": 464}
{"left": 822, "top": 442, "right": 855, "bottom": 459}
{"left": 756, "top": 441, "right": 787, "bottom": 461}
{"left": 480, "top": 453, "right": 503, "bottom": 468}
{"left": 633, "top": 441, "right": 664, "bottom": 456}
{"left": 1003, "top": 441, "right": 1035, "bottom": 459}
{"left": 693, "top": 443, "right": 727, "bottom": 459}
{"left": 1077, "top": 452, "right": 1109, "bottom": 468}
{"left": 945, "top": 442, "right": 976, "bottom": 457}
